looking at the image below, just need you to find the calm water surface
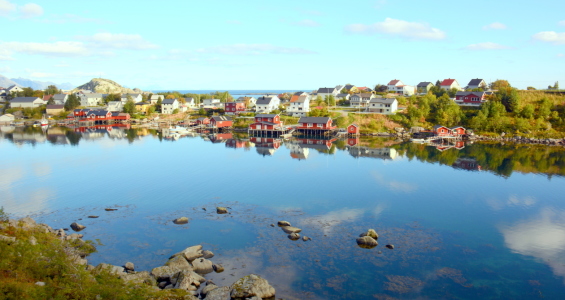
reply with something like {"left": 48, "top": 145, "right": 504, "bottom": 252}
{"left": 1, "top": 126, "right": 565, "bottom": 299}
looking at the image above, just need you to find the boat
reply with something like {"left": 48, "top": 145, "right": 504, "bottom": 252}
{"left": 40, "top": 115, "right": 49, "bottom": 127}
{"left": 410, "top": 138, "right": 428, "bottom": 143}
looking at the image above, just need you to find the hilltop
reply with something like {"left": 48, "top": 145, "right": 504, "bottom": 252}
{"left": 0, "top": 74, "right": 18, "bottom": 88}
{"left": 73, "top": 78, "right": 142, "bottom": 94}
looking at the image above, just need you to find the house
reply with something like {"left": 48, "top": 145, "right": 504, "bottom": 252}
{"left": 316, "top": 87, "right": 339, "bottom": 99}
{"left": 225, "top": 102, "right": 247, "bottom": 114}
{"left": 226, "top": 139, "right": 246, "bottom": 149}
{"left": 255, "top": 96, "right": 280, "bottom": 113}
{"left": 367, "top": 98, "right": 398, "bottom": 114}
{"left": 287, "top": 95, "right": 310, "bottom": 117}
{"left": 249, "top": 114, "right": 283, "bottom": 130}
{"left": 195, "top": 117, "right": 210, "bottom": 125}
{"left": 149, "top": 94, "right": 164, "bottom": 105}
{"left": 135, "top": 102, "right": 152, "bottom": 114}
{"left": 417, "top": 82, "right": 434, "bottom": 94}
{"left": 107, "top": 101, "right": 124, "bottom": 112}
{"left": 79, "top": 93, "right": 104, "bottom": 106}
{"left": 7, "top": 85, "right": 24, "bottom": 94}
{"left": 297, "top": 116, "right": 336, "bottom": 131}
{"left": 290, "top": 92, "right": 307, "bottom": 102}
{"left": 10, "top": 97, "right": 45, "bottom": 108}
{"left": 357, "top": 86, "right": 372, "bottom": 92}
{"left": 161, "top": 99, "right": 179, "bottom": 114}
{"left": 85, "top": 110, "right": 113, "bottom": 121}
{"left": 0, "top": 114, "right": 15, "bottom": 123}
{"left": 349, "top": 147, "right": 398, "bottom": 160}
{"left": 387, "top": 79, "right": 415, "bottom": 96}
{"left": 347, "top": 124, "right": 360, "bottom": 135}
{"left": 209, "top": 116, "right": 233, "bottom": 128}
{"left": 343, "top": 84, "right": 358, "bottom": 93}
{"left": 121, "top": 93, "right": 142, "bottom": 104}
{"left": 450, "top": 126, "right": 466, "bottom": 136}
{"left": 336, "top": 93, "right": 350, "bottom": 101}
{"left": 236, "top": 97, "right": 257, "bottom": 108}
{"left": 433, "top": 125, "right": 451, "bottom": 136}
{"left": 202, "top": 98, "right": 221, "bottom": 107}
{"left": 454, "top": 91, "right": 487, "bottom": 106}
{"left": 350, "top": 93, "right": 374, "bottom": 108}
{"left": 46, "top": 105, "right": 65, "bottom": 115}
{"left": 111, "top": 112, "right": 131, "bottom": 122}
{"left": 0, "top": 89, "right": 6, "bottom": 102}
{"left": 440, "top": 79, "right": 463, "bottom": 91}
{"left": 43, "top": 95, "right": 54, "bottom": 102}
{"left": 185, "top": 97, "right": 197, "bottom": 109}
{"left": 466, "top": 79, "right": 487, "bottom": 90}
{"left": 53, "top": 94, "right": 68, "bottom": 105}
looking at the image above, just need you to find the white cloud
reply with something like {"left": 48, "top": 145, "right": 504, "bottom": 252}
{"left": 196, "top": 43, "right": 317, "bottom": 55}
{"left": 464, "top": 42, "right": 512, "bottom": 50}
{"left": 374, "top": 0, "right": 387, "bottom": 9}
{"left": 0, "top": 66, "right": 12, "bottom": 73}
{"left": 345, "top": 18, "right": 446, "bottom": 40}
{"left": 482, "top": 22, "right": 507, "bottom": 30}
{"left": 299, "top": 208, "right": 365, "bottom": 235}
{"left": 558, "top": 20, "right": 565, "bottom": 26}
{"left": 372, "top": 172, "right": 418, "bottom": 193}
{"left": 0, "top": 49, "right": 15, "bottom": 60}
{"left": 532, "top": 31, "right": 565, "bottom": 45}
{"left": 558, "top": 53, "right": 564, "bottom": 57}
{"left": 1, "top": 41, "right": 88, "bottom": 56}
{"left": 0, "top": 0, "right": 16, "bottom": 16}
{"left": 54, "top": 62, "right": 69, "bottom": 67}
{"left": 292, "top": 19, "right": 320, "bottom": 27}
{"left": 30, "top": 72, "right": 57, "bottom": 78}
{"left": 19, "top": 3, "right": 43, "bottom": 18}
{"left": 41, "top": 13, "right": 111, "bottom": 24}
{"left": 76, "top": 33, "right": 159, "bottom": 50}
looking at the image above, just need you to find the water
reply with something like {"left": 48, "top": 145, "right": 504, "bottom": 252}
{"left": 1, "top": 126, "right": 565, "bottom": 299}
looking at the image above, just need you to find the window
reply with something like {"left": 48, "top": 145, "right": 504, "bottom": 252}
{"left": 308, "top": 123, "right": 313, "bottom": 127}
{"left": 257, "top": 118, "right": 261, "bottom": 121}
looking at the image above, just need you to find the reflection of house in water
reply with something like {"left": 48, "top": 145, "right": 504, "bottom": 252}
{"left": 250, "top": 137, "right": 281, "bottom": 156}
{"left": 286, "top": 140, "right": 310, "bottom": 160}
{"left": 348, "top": 146, "right": 398, "bottom": 160}
{"left": 46, "top": 127, "right": 70, "bottom": 145}
{"left": 225, "top": 139, "right": 247, "bottom": 149}
{"left": 433, "top": 140, "right": 465, "bottom": 151}
{"left": 294, "top": 137, "right": 336, "bottom": 151}
{"left": 10, "top": 130, "right": 47, "bottom": 145}
{"left": 0, "top": 125, "right": 15, "bottom": 134}
{"left": 209, "top": 133, "right": 232, "bottom": 144}
{"left": 452, "top": 157, "right": 481, "bottom": 171}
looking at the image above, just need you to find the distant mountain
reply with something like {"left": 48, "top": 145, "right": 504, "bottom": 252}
{"left": 73, "top": 78, "right": 138, "bottom": 94}
{"left": 10, "top": 77, "right": 74, "bottom": 91}
{"left": 0, "top": 74, "right": 18, "bottom": 88}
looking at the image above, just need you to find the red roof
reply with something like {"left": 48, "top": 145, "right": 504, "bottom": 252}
{"left": 387, "top": 80, "right": 400, "bottom": 86}
{"left": 441, "top": 79, "right": 456, "bottom": 86}
{"left": 357, "top": 86, "right": 369, "bottom": 91}
{"left": 43, "top": 95, "right": 53, "bottom": 101}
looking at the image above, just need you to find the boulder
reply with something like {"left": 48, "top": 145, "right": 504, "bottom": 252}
{"left": 202, "top": 250, "right": 214, "bottom": 259}
{"left": 205, "top": 286, "right": 230, "bottom": 300}
{"left": 277, "top": 221, "right": 291, "bottom": 227}
{"left": 55, "top": 229, "right": 66, "bottom": 237}
{"left": 70, "top": 222, "right": 86, "bottom": 232}
{"left": 29, "top": 236, "right": 37, "bottom": 245}
{"left": 19, "top": 217, "right": 36, "bottom": 229}
{"left": 302, "top": 236, "right": 311, "bottom": 242}
{"left": 173, "top": 270, "right": 205, "bottom": 291}
{"left": 165, "top": 254, "right": 193, "bottom": 271}
{"left": 121, "top": 271, "right": 155, "bottom": 285}
{"left": 94, "top": 263, "right": 126, "bottom": 275}
{"left": 216, "top": 207, "right": 228, "bottom": 214}
{"left": 281, "top": 226, "right": 302, "bottom": 234}
{"left": 288, "top": 233, "right": 300, "bottom": 240}
{"left": 385, "top": 244, "right": 395, "bottom": 249}
{"left": 360, "top": 229, "right": 378, "bottom": 239}
{"left": 124, "top": 262, "right": 135, "bottom": 272}
{"left": 200, "top": 283, "right": 219, "bottom": 297}
{"left": 171, "top": 245, "right": 203, "bottom": 262}
{"left": 151, "top": 266, "right": 183, "bottom": 282}
{"left": 0, "top": 234, "right": 16, "bottom": 244}
{"left": 230, "top": 274, "right": 275, "bottom": 299}
{"left": 356, "top": 236, "right": 378, "bottom": 249}
{"left": 173, "top": 217, "right": 189, "bottom": 225}
{"left": 212, "top": 264, "right": 224, "bottom": 273}
{"left": 191, "top": 258, "right": 214, "bottom": 274}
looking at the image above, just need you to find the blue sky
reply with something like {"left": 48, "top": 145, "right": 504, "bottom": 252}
{"left": 0, "top": 0, "right": 564, "bottom": 90}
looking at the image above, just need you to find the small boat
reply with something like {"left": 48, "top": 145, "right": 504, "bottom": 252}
{"left": 410, "top": 138, "right": 428, "bottom": 143}
{"left": 40, "top": 115, "right": 49, "bottom": 127}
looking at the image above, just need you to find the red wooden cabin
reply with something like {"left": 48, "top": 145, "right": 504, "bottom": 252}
{"left": 297, "top": 117, "right": 336, "bottom": 130}
{"left": 433, "top": 125, "right": 451, "bottom": 136}
{"left": 347, "top": 124, "right": 359, "bottom": 134}
{"left": 249, "top": 114, "right": 282, "bottom": 130}
{"left": 210, "top": 116, "right": 232, "bottom": 128}
{"left": 225, "top": 102, "right": 246, "bottom": 114}
{"left": 450, "top": 126, "right": 466, "bottom": 136}
{"left": 196, "top": 117, "right": 210, "bottom": 125}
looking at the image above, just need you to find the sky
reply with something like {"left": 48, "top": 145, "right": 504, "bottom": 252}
{"left": 0, "top": 0, "right": 564, "bottom": 91}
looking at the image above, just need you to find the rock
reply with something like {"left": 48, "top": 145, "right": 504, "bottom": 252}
{"left": 277, "top": 221, "right": 291, "bottom": 227}
{"left": 19, "top": 217, "right": 36, "bottom": 229}
{"left": 230, "top": 274, "right": 275, "bottom": 299}
{"left": 281, "top": 226, "right": 302, "bottom": 234}
{"left": 200, "top": 283, "right": 218, "bottom": 297}
{"left": 55, "top": 229, "right": 66, "bottom": 237}
{"left": 121, "top": 271, "right": 155, "bottom": 285}
{"left": 173, "top": 217, "right": 189, "bottom": 225}
{"left": 29, "top": 236, "right": 37, "bottom": 245}
{"left": 158, "top": 281, "right": 168, "bottom": 289}
{"left": 94, "top": 263, "right": 126, "bottom": 275}
{"left": 104, "top": 208, "right": 118, "bottom": 211}
{"left": 270, "top": 224, "right": 275, "bottom": 227}
{"left": 216, "top": 207, "right": 228, "bottom": 214}
{"left": 124, "top": 262, "right": 135, "bottom": 272}
{"left": 288, "top": 233, "right": 300, "bottom": 240}
{"left": 202, "top": 250, "right": 214, "bottom": 259}
{"left": 360, "top": 229, "right": 378, "bottom": 239}
{"left": 0, "top": 234, "right": 16, "bottom": 243}
{"left": 191, "top": 258, "right": 214, "bottom": 274}
{"left": 386, "top": 244, "right": 395, "bottom": 249}
{"left": 70, "top": 222, "right": 86, "bottom": 232}
{"left": 87, "top": 216, "right": 99, "bottom": 218}
{"left": 206, "top": 286, "right": 230, "bottom": 300}
{"left": 73, "top": 78, "right": 137, "bottom": 95}
{"left": 302, "top": 236, "right": 311, "bottom": 242}
{"left": 165, "top": 254, "right": 193, "bottom": 271}
{"left": 65, "top": 233, "right": 83, "bottom": 240}
{"left": 356, "top": 236, "right": 378, "bottom": 249}
{"left": 173, "top": 270, "right": 205, "bottom": 291}
{"left": 212, "top": 264, "right": 224, "bottom": 273}
{"left": 35, "top": 282, "right": 45, "bottom": 286}
{"left": 171, "top": 245, "right": 203, "bottom": 262}
{"left": 151, "top": 266, "right": 183, "bottom": 282}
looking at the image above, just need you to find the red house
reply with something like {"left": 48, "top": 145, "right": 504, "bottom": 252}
{"left": 347, "top": 137, "right": 359, "bottom": 146}
{"left": 226, "top": 139, "right": 246, "bottom": 149}
{"left": 454, "top": 92, "right": 487, "bottom": 106}
{"left": 210, "top": 116, "right": 232, "bottom": 128}
{"left": 433, "top": 125, "right": 451, "bottom": 136}
{"left": 225, "top": 102, "right": 246, "bottom": 114}
{"left": 249, "top": 114, "right": 282, "bottom": 130}
{"left": 86, "top": 110, "right": 112, "bottom": 120}
{"left": 209, "top": 133, "right": 233, "bottom": 143}
{"left": 347, "top": 124, "right": 360, "bottom": 135}
{"left": 297, "top": 117, "right": 336, "bottom": 131}
{"left": 74, "top": 109, "right": 92, "bottom": 118}
{"left": 450, "top": 126, "right": 466, "bottom": 136}
{"left": 196, "top": 117, "right": 210, "bottom": 125}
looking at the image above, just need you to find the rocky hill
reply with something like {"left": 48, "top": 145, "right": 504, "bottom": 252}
{"left": 0, "top": 74, "right": 18, "bottom": 88}
{"left": 11, "top": 78, "right": 74, "bottom": 91}
{"left": 73, "top": 78, "right": 140, "bottom": 94}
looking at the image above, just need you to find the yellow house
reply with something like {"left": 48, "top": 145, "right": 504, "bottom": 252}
{"left": 135, "top": 102, "right": 152, "bottom": 114}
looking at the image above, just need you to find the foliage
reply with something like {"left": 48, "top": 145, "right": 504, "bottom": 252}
{"left": 489, "top": 79, "right": 511, "bottom": 90}
{"left": 104, "top": 93, "right": 120, "bottom": 104}
{"left": 123, "top": 100, "right": 136, "bottom": 114}
{"left": 64, "top": 94, "right": 80, "bottom": 111}
{"left": 492, "top": 87, "right": 520, "bottom": 112}
{"left": 430, "top": 94, "right": 463, "bottom": 127}
{"left": 44, "top": 85, "right": 59, "bottom": 95}
{"left": 173, "top": 108, "right": 179, "bottom": 114}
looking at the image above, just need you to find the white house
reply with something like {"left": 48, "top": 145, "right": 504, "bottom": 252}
{"left": 287, "top": 95, "right": 310, "bottom": 117}
{"left": 149, "top": 94, "right": 164, "bottom": 104}
{"left": 0, "top": 114, "right": 15, "bottom": 123}
{"left": 10, "top": 97, "right": 45, "bottom": 108}
{"left": 440, "top": 79, "right": 463, "bottom": 91}
{"left": 316, "top": 87, "right": 339, "bottom": 99}
{"left": 387, "top": 79, "right": 415, "bottom": 96}
{"left": 7, "top": 85, "right": 24, "bottom": 94}
{"left": 121, "top": 93, "right": 142, "bottom": 104}
{"left": 107, "top": 101, "right": 123, "bottom": 112}
{"left": 350, "top": 93, "right": 374, "bottom": 108}
{"left": 52, "top": 94, "right": 68, "bottom": 105}
{"left": 80, "top": 93, "right": 104, "bottom": 106}
{"left": 466, "top": 79, "right": 487, "bottom": 90}
{"left": 236, "top": 96, "right": 257, "bottom": 108}
{"left": 367, "top": 98, "right": 398, "bottom": 114}
{"left": 202, "top": 98, "right": 221, "bottom": 107}
{"left": 255, "top": 96, "right": 280, "bottom": 113}
{"left": 185, "top": 97, "right": 197, "bottom": 109}
{"left": 161, "top": 98, "right": 179, "bottom": 114}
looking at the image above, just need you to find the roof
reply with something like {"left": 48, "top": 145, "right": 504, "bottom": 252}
{"left": 388, "top": 79, "right": 401, "bottom": 86}
{"left": 293, "top": 91, "right": 305, "bottom": 96}
{"left": 211, "top": 116, "right": 231, "bottom": 121}
{"left": 369, "top": 98, "right": 397, "bottom": 104}
{"left": 162, "top": 99, "right": 177, "bottom": 104}
{"left": 316, "top": 87, "right": 335, "bottom": 94}
{"left": 440, "top": 79, "right": 457, "bottom": 86}
{"left": 433, "top": 125, "right": 449, "bottom": 130}
{"left": 295, "top": 95, "right": 310, "bottom": 103}
{"left": 84, "top": 93, "right": 103, "bottom": 98}
{"left": 256, "top": 96, "right": 276, "bottom": 105}
{"left": 196, "top": 117, "right": 209, "bottom": 121}
{"left": 467, "top": 79, "right": 485, "bottom": 86}
{"left": 417, "top": 82, "right": 432, "bottom": 87}
{"left": 11, "top": 97, "right": 41, "bottom": 103}
{"left": 336, "top": 93, "right": 349, "bottom": 98}
{"left": 455, "top": 91, "right": 486, "bottom": 97}
{"left": 46, "top": 105, "right": 64, "bottom": 109}
{"left": 349, "top": 124, "right": 359, "bottom": 128}
{"left": 43, "top": 95, "right": 53, "bottom": 101}
{"left": 344, "top": 84, "right": 355, "bottom": 90}
{"left": 256, "top": 114, "right": 278, "bottom": 118}
{"left": 150, "top": 95, "right": 163, "bottom": 99}
{"left": 298, "top": 116, "right": 331, "bottom": 124}
{"left": 53, "top": 94, "right": 67, "bottom": 100}
{"left": 89, "top": 110, "right": 111, "bottom": 116}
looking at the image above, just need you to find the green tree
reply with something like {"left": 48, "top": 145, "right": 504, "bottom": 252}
{"left": 64, "top": 94, "right": 80, "bottom": 111}
{"left": 493, "top": 87, "right": 520, "bottom": 112}
{"left": 431, "top": 94, "right": 463, "bottom": 127}
{"left": 489, "top": 79, "right": 511, "bottom": 91}
{"left": 520, "top": 104, "right": 535, "bottom": 119}
{"left": 537, "top": 97, "right": 552, "bottom": 119}
{"left": 123, "top": 100, "right": 136, "bottom": 114}
{"left": 44, "top": 85, "right": 59, "bottom": 95}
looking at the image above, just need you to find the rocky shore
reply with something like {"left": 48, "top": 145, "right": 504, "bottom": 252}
{"left": 0, "top": 216, "right": 276, "bottom": 300}
{"left": 467, "top": 134, "right": 565, "bottom": 146}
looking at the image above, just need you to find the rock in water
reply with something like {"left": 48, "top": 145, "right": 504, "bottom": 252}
{"left": 302, "top": 236, "right": 311, "bottom": 242}
{"left": 191, "top": 258, "right": 214, "bottom": 274}
{"left": 206, "top": 286, "right": 231, "bottom": 300}
{"left": 230, "top": 274, "right": 276, "bottom": 299}
{"left": 173, "top": 217, "right": 189, "bottom": 224}
{"left": 281, "top": 226, "right": 302, "bottom": 234}
{"left": 277, "top": 221, "right": 291, "bottom": 227}
{"left": 105, "top": 208, "right": 117, "bottom": 211}
{"left": 212, "top": 264, "right": 224, "bottom": 273}
{"left": 386, "top": 244, "right": 395, "bottom": 249}
{"left": 70, "top": 222, "right": 86, "bottom": 232}
{"left": 288, "top": 233, "right": 300, "bottom": 240}
{"left": 202, "top": 250, "right": 214, "bottom": 259}
{"left": 356, "top": 236, "right": 378, "bottom": 249}
{"left": 359, "top": 229, "right": 378, "bottom": 239}
{"left": 124, "top": 262, "right": 135, "bottom": 272}
{"left": 216, "top": 207, "right": 228, "bottom": 214}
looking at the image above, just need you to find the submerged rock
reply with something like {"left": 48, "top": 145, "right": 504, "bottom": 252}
{"left": 356, "top": 236, "right": 378, "bottom": 249}
{"left": 281, "top": 226, "right": 302, "bottom": 234}
{"left": 70, "top": 222, "right": 86, "bottom": 232}
{"left": 212, "top": 264, "right": 224, "bottom": 273}
{"left": 360, "top": 229, "right": 379, "bottom": 239}
{"left": 302, "top": 236, "right": 311, "bottom": 242}
{"left": 230, "top": 274, "right": 275, "bottom": 299}
{"left": 191, "top": 258, "right": 214, "bottom": 274}
{"left": 173, "top": 217, "right": 189, "bottom": 225}
{"left": 288, "top": 233, "right": 300, "bottom": 240}
{"left": 87, "top": 216, "right": 99, "bottom": 218}
{"left": 216, "top": 207, "right": 228, "bottom": 214}
{"left": 202, "top": 250, "right": 214, "bottom": 259}
{"left": 386, "top": 244, "right": 395, "bottom": 249}
{"left": 277, "top": 221, "right": 291, "bottom": 227}
{"left": 105, "top": 208, "right": 118, "bottom": 211}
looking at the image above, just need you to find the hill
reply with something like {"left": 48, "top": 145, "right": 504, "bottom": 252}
{"left": 10, "top": 77, "right": 74, "bottom": 90}
{"left": 73, "top": 78, "right": 140, "bottom": 94}
{"left": 0, "top": 74, "right": 18, "bottom": 88}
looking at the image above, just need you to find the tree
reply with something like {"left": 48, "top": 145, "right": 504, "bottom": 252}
{"left": 520, "top": 104, "right": 535, "bottom": 119}
{"left": 45, "top": 85, "right": 59, "bottom": 95}
{"left": 435, "top": 80, "right": 441, "bottom": 88}
{"left": 64, "top": 94, "right": 80, "bottom": 111}
{"left": 489, "top": 79, "right": 511, "bottom": 91}
{"left": 47, "top": 98, "right": 55, "bottom": 105}
{"left": 431, "top": 94, "right": 463, "bottom": 127}
{"left": 328, "top": 95, "right": 336, "bottom": 106}
{"left": 156, "top": 99, "right": 162, "bottom": 112}
{"left": 554, "top": 81, "right": 560, "bottom": 90}
{"left": 123, "top": 100, "right": 136, "bottom": 114}
{"left": 493, "top": 87, "right": 520, "bottom": 112}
